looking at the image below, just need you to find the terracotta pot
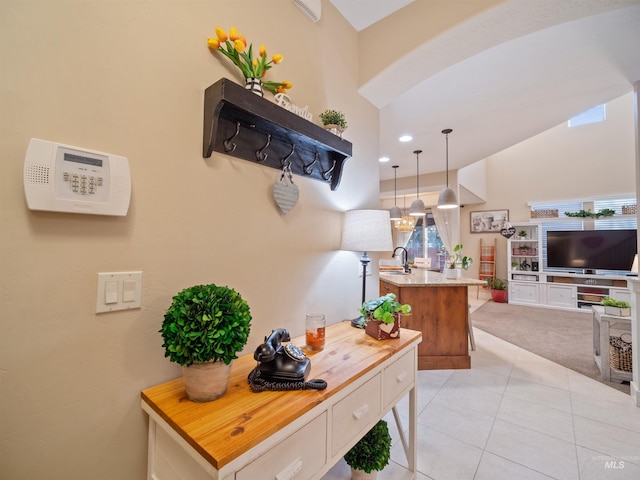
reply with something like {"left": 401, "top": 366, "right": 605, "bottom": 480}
{"left": 365, "top": 314, "right": 400, "bottom": 340}
{"left": 490, "top": 289, "right": 507, "bottom": 303}
{"left": 181, "top": 361, "right": 232, "bottom": 402}
{"left": 350, "top": 467, "right": 377, "bottom": 480}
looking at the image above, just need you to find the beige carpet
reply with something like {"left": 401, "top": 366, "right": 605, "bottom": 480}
{"left": 470, "top": 301, "right": 630, "bottom": 394}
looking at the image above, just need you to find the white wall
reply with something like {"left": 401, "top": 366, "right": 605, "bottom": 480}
{"left": 461, "top": 92, "right": 637, "bottom": 280}
{"left": 0, "top": 1, "right": 380, "bottom": 478}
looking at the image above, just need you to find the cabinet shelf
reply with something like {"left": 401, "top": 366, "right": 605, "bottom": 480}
{"left": 203, "top": 78, "right": 352, "bottom": 190}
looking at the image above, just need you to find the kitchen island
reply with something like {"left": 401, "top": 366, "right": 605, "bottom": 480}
{"left": 380, "top": 269, "right": 485, "bottom": 370}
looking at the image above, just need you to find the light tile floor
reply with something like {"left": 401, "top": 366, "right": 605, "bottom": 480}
{"left": 324, "top": 290, "right": 640, "bottom": 480}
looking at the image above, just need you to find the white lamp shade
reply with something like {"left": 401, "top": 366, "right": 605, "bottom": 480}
{"left": 632, "top": 254, "right": 638, "bottom": 273}
{"left": 437, "top": 187, "right": 458, "bottom": 209}
{"left": 409, "top": 198, "right": 426, "bottom": 216}
{"left": 341, "top": 210, "right": 393, "bottom": 252}
{"left": 389, "top": 205, "right": 402, "bottom": 220}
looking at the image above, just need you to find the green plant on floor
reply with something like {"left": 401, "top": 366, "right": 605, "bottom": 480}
{"left": 487, "top": 277, "right": 507, "bottom": 290}
{"left": 344, "top": 420, "right": 392, "bottom": 474}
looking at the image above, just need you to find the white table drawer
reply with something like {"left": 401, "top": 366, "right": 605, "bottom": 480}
{"left": 383, "top": 349, "right": 415, "bottom": 408}
{"left": 236, "top": 412, "right": 327, "bottom": 480}
{"left": 331, "top": 373, "right": 381, "bottom": 456}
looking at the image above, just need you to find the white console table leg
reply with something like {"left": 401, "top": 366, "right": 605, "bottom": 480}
{"left": 391, "top": 386, "right": 417, "bottom": 476}
{"left": 629, "top": 279, "right": 640, "bottom": 407}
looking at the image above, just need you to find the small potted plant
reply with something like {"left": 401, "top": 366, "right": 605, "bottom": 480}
{"left": 160, "top": 283, "right": 252, "bottom": 402}
{"left": 518, "top": 230, "right": 527, "bottom": 239}
{"left": 511, "top": 260, "right": 519, "bottom": 271}
{"left": 319, "top": 109, "right": 347, "bottom": 138}
{"left": 487, "top": 277, "right": 507, "bottom": 303}
{"left": 601, "top": 296, "right": 631, "bottom": 317}
{"left": 359, "top": 293, "right": 411, "bottom": 340}
{"left": 444, "top": 244, "right": 473, "bottom": 279}
{"left": 344, "top": 420, "right": 392, "bottom": 480}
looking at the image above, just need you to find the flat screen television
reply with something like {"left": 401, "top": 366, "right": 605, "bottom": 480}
{"left": 546, "top": 229, "right": 637, "bottom": 272}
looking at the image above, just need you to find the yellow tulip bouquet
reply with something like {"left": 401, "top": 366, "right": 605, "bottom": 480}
{"left": 207, "top": 27, "right": 292, "bottom": 95}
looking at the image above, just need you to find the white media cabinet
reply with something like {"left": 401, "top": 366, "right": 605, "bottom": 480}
{"left": 507, "top": 223, "right": 632, "bottom": 312}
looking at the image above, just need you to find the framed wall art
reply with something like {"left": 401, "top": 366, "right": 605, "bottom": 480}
{"left": 470, "top": 209, "right": 509, "bottom": 233}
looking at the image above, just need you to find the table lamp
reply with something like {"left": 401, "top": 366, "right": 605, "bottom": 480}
{"left": 341, "top": 209, "right": 393, "bottom": 327}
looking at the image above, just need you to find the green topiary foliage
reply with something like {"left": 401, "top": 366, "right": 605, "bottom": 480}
{"left": 343, "top": 420, "right": 392, "bottom": 474}
{"left": 160, "top": 284, "right": 252, "bottom": 366}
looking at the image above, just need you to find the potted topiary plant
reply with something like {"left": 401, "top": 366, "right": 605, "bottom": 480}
{"left": 444, "top": 244, "right": 473, "bottom": 279}
{"left": 344, "top": 420, "right": 392, "bottom": 480}
{"left": 160, "top": 283, "right": 252, "bottom": 402}
{"left": 319, "top": 109, "right": 347, "bottom": 138}
{"left": 359, "top": 293, "right": 411, "bottom": 340}
{"left": 487, "top": 277, "right": 507, "bottom": 303}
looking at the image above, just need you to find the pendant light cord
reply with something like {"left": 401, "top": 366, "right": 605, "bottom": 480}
{"left": 413, "top": 150, "right": 422, "bottom": 200}
{"left": 445, "top": 133, "right": 449, "bottom": 187}
{"left": 442, "top": 128, "right": 453, "bottom": 187}
{"left": 393, "top": 165, "right": 398, "bottom": 204}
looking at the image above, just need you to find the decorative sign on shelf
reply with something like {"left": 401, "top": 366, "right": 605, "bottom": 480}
{"left": 274, "top": 93, "right": 313, "bottom": 122}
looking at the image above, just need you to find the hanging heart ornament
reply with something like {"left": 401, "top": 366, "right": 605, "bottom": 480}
{"left": 272, "top": 164, "right": 299, "bottom": 215}
{"left": 500, "top": 223, "right": 516, "bottom": 239}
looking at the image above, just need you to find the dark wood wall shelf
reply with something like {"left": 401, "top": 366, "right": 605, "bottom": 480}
{"left": 203, "top": 78, "right": 352, "bottom": 190}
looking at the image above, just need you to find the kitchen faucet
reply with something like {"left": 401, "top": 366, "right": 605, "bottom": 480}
{"left": 392, "top": 247, "right": 411, "bottom": 273}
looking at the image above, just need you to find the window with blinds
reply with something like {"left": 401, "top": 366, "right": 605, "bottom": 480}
{"left": 530, "top": 197, "right": 637, "bottom": 274}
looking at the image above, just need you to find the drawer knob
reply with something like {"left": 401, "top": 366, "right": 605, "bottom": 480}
{"left": 395, "top": 372, "right": 407, "bottom": 383}
{"left": 275, "top": 457, "right": 303, "bottom": 480}
{"left": 352, "top": 404, "right": 369, "bottom": 420}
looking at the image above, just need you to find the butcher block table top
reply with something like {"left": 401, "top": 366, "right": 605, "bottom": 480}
{"left": 141, "top": 321, "right": 422, "bottom": 469}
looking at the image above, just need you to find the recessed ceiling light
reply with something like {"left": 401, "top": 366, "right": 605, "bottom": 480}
{"left": 399, "top": 135, "right": 413, "bottom": 142}
{"left": 379, "top": 156, "right": 390, "bottom": 163}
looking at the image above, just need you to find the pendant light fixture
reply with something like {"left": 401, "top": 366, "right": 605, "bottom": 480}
{"left": 395, "top": 195, "right": 416, "bottom": 231}
{"left": 389, "top": 165, "right": 402, "bottom": 221}
{"left": 437, "top": 128, "right": 458, "bottom": 209}
{"left": 409, "top": 150, "right": 426, "bottom": 216}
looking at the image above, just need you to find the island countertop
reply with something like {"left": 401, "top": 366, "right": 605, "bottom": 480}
{"left": 379, "top": 269, "right": 486, "bottom": 287}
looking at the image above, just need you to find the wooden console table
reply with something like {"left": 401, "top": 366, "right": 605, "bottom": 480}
{"left": 592, "top": 305, "right": 632, "bottom": 383}
{"left": 141, "top": 321, "right": 422, "bottom": 480}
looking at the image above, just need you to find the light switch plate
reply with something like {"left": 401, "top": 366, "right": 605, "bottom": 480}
{"left": 96, "top": 271, "right": 142, "bottom": 313}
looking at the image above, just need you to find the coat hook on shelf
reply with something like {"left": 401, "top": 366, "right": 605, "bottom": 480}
{"left": 322, "top": 160, "right": 336, "bottom": 181}
{"left": 255, "top": 133, "right": 271, "bottom": 162}
{"left": 223, "top": 122, "right": 241, "bottom": 153}
{"left": 303, "top": 153, "right": 318, "bottom": 175}
{"left": 281, "top": 143, "right": 295, "bottom": 168}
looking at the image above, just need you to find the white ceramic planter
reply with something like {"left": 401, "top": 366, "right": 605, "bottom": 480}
{"left": 350, "top": 467, "right": 377, "bottom": 480}
{"left": 444, "top": 268, "right": 460, "bottom": 279}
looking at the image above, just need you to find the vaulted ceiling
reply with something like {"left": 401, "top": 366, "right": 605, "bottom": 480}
{"left": 329, "top": 0, "right": 640, "bottom": 184}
